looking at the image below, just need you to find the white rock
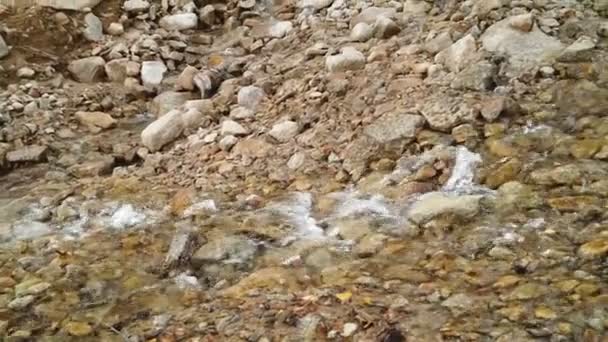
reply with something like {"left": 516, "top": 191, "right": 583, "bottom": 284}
{"left": 374, "top": 16, "right": 400, "bottom": 38}
{"left": 298, "top": 0, "right": 333, "bottom": 10}
{"left": 269, "top": 121, "right": 300, "bottom": 142}
{"left": 0, "top": 34, "right": 8, "bottom": 59}
{"left": 17, "top": 67, "right": 35, "bottom": 79}
{"left": 326, "top": 47, "right": 366, "bottom": 72}
{"left": 351, "top": 22, "right": 374, "bottom": 42}
{"left": 141, "top": 109, "right": 185, "bottom": 152}
{"left": 237, "top": 86, "right": 265, "bottom": 110}
{"left": 150, "top": 91, "right": 193, "bottom": 117}
{"left": 219, "top": 135, "right": 238, "bottom": 151}
{"left": 269, "top": 21, "right": 293, "bottom": 38}
{"left": 342, "top": 323, "right": 358, "bottom": 337}
{"left": 509, "top": 13, "right": 534, "bottom": 32}
{"left": 221, "top": 120, "right": 248, "bottom": 136}
{"left": 68, "top": 56, "right": 106, "bottom": 83}
{"left": 434, "top": 34, "right": 478, "bottom": 73}
{"left": 38, "top": 0, "right": 102, "bottom": 11}
{"left": 141, "top": 61, "right": 167, "bottom": 89}
{"left": 124, "top": 0, "right": 150, "bottom": 12}
{"left": 408, "top": 192, "right": 483, "bottom": 224}
{"left": 107, "top": 22, "right": 124, "bottom": 36}
{"left": 83, "top": 13, "right": 103, "bottom": 42}
{"left": 160, "top": 13, "right": 198, "bottom": 31}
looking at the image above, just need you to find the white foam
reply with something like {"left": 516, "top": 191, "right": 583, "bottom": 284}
{"left": 109, "top": 204, "right": 146, "bottom": 229}
{"left": 442, "top": 146, "right": 483, "bottom": 193}
{"left": 333, "top": 192, "right": 391, "bottom": 218}
{"left": 267, "top": 192, "right": 325, "bottom": 240}
{"left": 182, "top": 199, "right": 218, "bottom": 217}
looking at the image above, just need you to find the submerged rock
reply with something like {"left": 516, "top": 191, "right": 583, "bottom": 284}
{"left": 407, "top": 192, "right": 483, "bottom": 224}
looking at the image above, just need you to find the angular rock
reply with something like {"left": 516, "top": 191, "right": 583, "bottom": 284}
{"left": 298, "top": 0, "right": 333, "bottom": 10}
{"left": 150, "top": 91, "right": 194, "bottom": 117}
{"left": 68, "top": 57, "right": 106, "bottom": 83}
{"left": 403, "top": 0, "right": 430, "bottom": 15}
{"left": 509, "top": 13, "right": 534, "bottom": 32}
{"left": 435, "top": 34, "right": 478, "bottom": 73}
{"left": 557, "top": 36, "right": 596, "bottom": 63}
{"left": 176, "top": 66, "right": 198, "bottom": 91}
{"left": 419, "top": 95, "right": 477, "bottom": 131}
{"left": 68, "top": 157, "right": 115, "bottom": 177}
{"left": 104, "top": 58, "right": 131, "bottom": 83}
{"left": 160, "top": 13, "right": 198, "bottom": 31}
{"left": 364, "top": 112, "right": 425, "bottom": 143}
{"left": 450, "top": 61, "right": 497, "bottom": 91}
{"left": 269, "top": 121, "right": 300, "bottom": 142}
{"left": 221, "top": 120, "right": 248, "bottom": 136}
{"left": 83, "top": 13, "right": 103, "bottom": 42}
{"left": 238, "top": 86, "right": 265, "bottom": 111}
{"left": 351, "top": 7, "right": 397, "bottom": 27}
{"left": 141, "top": 61, "right": 167, "bottom": 89}
{"left": 191, "top": 235, "right": 257, "bottom": 266}
{"left": 163, "top": 230, "right": 199, "bottom": 270}
{"left": 123, "top": 0, "right": 150, "bottom": 12}
{"left": 555, "top": 80, "right": 608, "bottom": 117}
{"left": 75, "top": 111, "right": 116, "bottom": 131}
{"left": 6, "top": 145, "right": 47, "bottom": 163}
{"left": 141, "top": 109, "right": 185, "bottom": 152}
{"left": 326, "top": 47, "right": 366, "bottom": 72}
{"left": 480, "top": 96, "right": 506, "bottom": 121}
{"left": 407, "top": 192, "right": 483, "bottom": 224}
{"left": 0, "top": 34, "right": 8, "bottom": 59}
{"left": 425, "top": 31, "right": 452, "bottom": 55}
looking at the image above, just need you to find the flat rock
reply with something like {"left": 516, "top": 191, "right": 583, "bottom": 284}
{"left": 579, "top": 238, "right": 608, "bottom": 259}
{"left": 407, "top": 192, "right": 483, "bottom": 224}
{"left": 75, "top": 111, "right": 116, "bottom": 131}
{"left": 160, "top": 13, "right": 198, "bottom": 31}
{"left": 141, "top": 109, "right": 185, "bottom": 152}
{"left": 68, "top": 57, "right": 105, "bottom": 83}
{"left": 123, "top": 0, "right": 150, "bottom": 11}
{"left": 6, "top": 145, "right": 48, "bottom": 163}
{"left": 221, "top": 120, "right": 248, "bottom": 136}
{"left": 557, "top": 36, "right": 596, "bottom": 63}
{"left": 364, "top": 112, "right": 425, "bottom": 143}
{"left": 419, "top": 95, "right": 478, "bottom": 131}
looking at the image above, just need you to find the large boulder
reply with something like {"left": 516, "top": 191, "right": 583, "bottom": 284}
{"left": 68, "top": 57, "right": 106, "bottom": 83}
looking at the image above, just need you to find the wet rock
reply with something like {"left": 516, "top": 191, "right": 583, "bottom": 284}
{"left": 326, "top": 47, "right": 366, "bottom": 72}
{"left": 83, "top": 13, "right": 103, "bottom": 42}
{"left": 507, "top": 283, "right": 547, "bottom": 300}
{"left": 342, "top": 323, "right": 358, "bottom": 337}
{"left": 364, "top": 112, "right": 425, "bottom": 143}
{"left": 351, "top": 23, "right": 374, "bottom": 42}
{"left": 374, "top": 17, "right": 400, "bottom": 39}
{"left": 480, "top": 96, "right": 506, "bottom": 122}
{"left": 351, "top": 7, "right": 397, "bottom": 27}
{"left": 6, "top": 145, "right": 47, "bottom": 163}
{"left": 69, "top": 157, "right": 115, "bottom": 177}
{"left": 0, "top": 34, "right": 8, "bottom": 59}
{"left": 579, "top": 238, "right": 608, "bottom": 259}
{"left": 75, "top": 111, "right": 116, "bottom": 131}
{"left": 163, "top": 230, "right": 199, "bottom": 270}
{"left": 269, "top": 120, "right": 300, "bottom": 142}
{"left": 548, "top": 196, "right": 602, "bottom": 212}
{"left": 557, "top": 36, "right": 596, "bottom": 63}
{"left": 342, "top": 135, "right": 381, "bottom": 180}
{"left": 63, "top": 322, "right": 92, "bottom": 336}
{"left": 8, "top": 295, "right": 35, "bottom": 310}
{"left": 237, "top": 86, "right": 265, "bottom": 111}
{"left": 221, "top": 120, "right": 248, "bottom": 136}
{"left": 407, "top": 192, "right": 483, "bottom": 224}
{"left": 160, "top": 13, "right": 198, "bottom": 31}
{"left": 40, "top": 0, "right": 101, "bottom": 11}
{"left": 150, "top": 91, "right": 193, "bottom": 117}
{"left": 435, "top": 34, "right": 478, "bottom": 73}
{"left": 124, "top": 0, "right": 150, "bottom": 12}
{"left": 141, "top": 109, "right": 185, "bottom": 152}
{"left": 481, "top": 17, "right": 564, "bottom": 74}
{"left": 485, "top": 158, "right": 522, "bottom": 189}
{"left": 496, "top": 181, "right": 543, "bottom": 211}
{"left": 419, "top": 95, "right": 477, "bottom": 131}
{"left": 555, "top": 80, "right": 608, "bottom": 117}
{"left": 68, "top": 57, "right": 106, "bottom": 83}
{"left": 442, "top": 293, "right": 474, "bottom": 312}
{"left": 192, "top": 235, "right": 257, "bottom": 266}
{"left": 141, "top": 61, "right": 167, "bottom": 90}
{"left": 354, "top": 233, "right": 388, "bottom": 257}
{"left": 221, "top": 267, "right": 301, "bottom": 297}
{"left": 451, "top": 61, "right": 496, "bottom": 91}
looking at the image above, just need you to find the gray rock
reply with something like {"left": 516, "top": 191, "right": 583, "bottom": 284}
{"left": 481, "top": 17, "right": 564, "bottom": 74}
{"left": 326, "top": 47, "right": 366, "bottom": 72}
{"left": 162, "top": 230, "right": 199, "bottom": 270}
{"left": 424, "top": 31, "right": 452, "bottom": 55}
{"left": 298, "top": 0, "right": 333, "bottom": 10}
{"left": 471, "top": 0, "right": 502, "bottom": 17}
{"left": 220, "top": 120, "right": 248, "bottom": 136}
{"left": 435, "top": 34, "right": 478, "bottom": 73}
{"left": 141, "top": 61, "right": 167, "bottom": 89}
{"left": 150, "top": 91, "right": 194, "bottom": 117}
{"left": 83, "top": 13, "right": 103, "bottom": 42}
{"left": 38, "top": 0, "right": 102, "bottom": 11}
{"left": 237, "top": 86, "right": 265, "bottom": 111}
{"left": 269, "top": 121, "right": 300, "bottom": 142}
{"left": 450, "top": 61, "right": 497, "bottom": 91}
{"left": 123, "top": 0, "right": 150, "bottom": 12}
{"left": 408, "top": 192, "right": 483, "bottom": 224}
{"left": 6, "top": 145, "right": 48, "bottom": 163}
{"left": 351, "top": 7, "right": 397, "bottom": 27}
{"left": 8, "top": 295, "right": 35, "bottom": 310}
{"left": 191, "top": 235, "right": 257, "bottom": 266}
{"left": 141, "top": 109, "right": 185, "bottom": 152}
{"left": 557, "top": 36, "right": 596, "bottom": 62}
{"left": 159, "top": 13, "right": 198, "bottom": 31}
{"left": 351, "top": 22, "right": 374, "bottom": 42}
{"left": 68, "top": 57, "right": 106, "bottom": 83}
{"left": 419, "top": 95, "right": 477, "bottom": 131}
{"left": 555, "top": 80, "right": 608, "bottom": 117}
{"left": 0, "top": 34, "right": 8, "bottom": 59}
{"left": 374, "top": 16, "right": 400, "bottom": 39}
{"left": 509, "top": 13, "right": 534, "bottom": 32}
{"left": 364, "top": 112, "right": 425, "bottom": 143}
